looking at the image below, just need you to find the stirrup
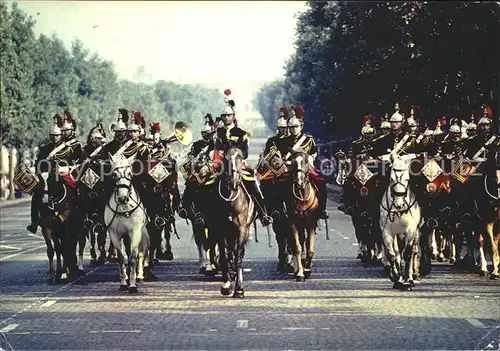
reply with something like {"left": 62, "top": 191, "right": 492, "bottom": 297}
{"left": 154, "top": 216, "right": 167, "bottom": 229}
{"left": 178, "top": 208, "right": 188, "bottom": 219}
{"left": 260, "top": 215, "right": 273, "bottom": 226}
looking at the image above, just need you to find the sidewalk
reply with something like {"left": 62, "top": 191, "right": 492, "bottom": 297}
{"left": 0, "top": 196, "right": 31, "bottom": 209}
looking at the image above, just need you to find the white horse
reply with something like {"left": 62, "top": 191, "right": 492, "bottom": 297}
{"left": 379, "top": 153, "right": 421, "bottom": 290}
{"left": 104, "top": 154, "right": 149, "bottom": 293}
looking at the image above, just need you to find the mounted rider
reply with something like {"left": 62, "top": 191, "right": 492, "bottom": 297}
{"left": 463, "top": 106, "right": 498, "bottom": 160}
{"left": 146, "top": 121, "right": 183, "bottom": 228}
{"left": 26, "top": 115, "right": 63, "bottom": 233}
{"left": 259, "top": 106, "right": 292, "bottom": 220}
{"left": 282, "top": 105, "right": 329, "bottom": 219}
{"left": 379, "top": 113, "right": 391, "bottom": 136}
{"left": 466, "top": 114, "right": 477, "bottom": 139}
{"left": 178, "top": 115, "right": 216, "bottom": 221}
{"left": 213, "top": 89, "right": 273, "bottom": 226}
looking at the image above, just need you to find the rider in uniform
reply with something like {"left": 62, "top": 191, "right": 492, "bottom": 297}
{"left": 466, "top": 115, "right": 477, "bottom": 139}
{"left": 213, "top": 92, "right": 273, "bottom": 226}
{"left": 282, "top": 105, "right": 329, "bottom": 219}
{"left": 59, "top": 110, "right": 83, "bottom": 166}
{"left": 26, "top": 115, "right": 64, "bottom": 233}
{"left": 178, "top": 116, "right": 215, "bottom": 221}
{"left": 379, "top": 114, "right": 391, "bottom": 136}
{"left": 463, "top": 106, "right": 498, "bottom": 160}
{"left": 260, "top": 106, "right": 290, "bottom": 220}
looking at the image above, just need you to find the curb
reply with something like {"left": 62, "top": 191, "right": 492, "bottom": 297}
{"left": 0, "top": 197, "right": 31, "bottom": 210}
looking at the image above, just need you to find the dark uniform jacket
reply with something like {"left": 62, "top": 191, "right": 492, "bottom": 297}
{"left": 349, "top": 137, "right": 373, "bottom": 157}
{"left": 189, "top": 139, "right": 214, "bottom": 159}
{"left": 281, "top": 132, "right": 318, "bottom": 158}
{"left": 368, "top": 131, "right": 418, "bottom": 158}
{"left": 216, "top": 125, "right": 249, "bottom": 159}
{"left": 462, "top": 133, "right": 499, "bottom": 159}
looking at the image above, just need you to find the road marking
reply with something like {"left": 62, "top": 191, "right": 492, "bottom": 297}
{"left": 40, "top": 300, "right": 57, "bottom": 308}
{"left": 352, "top": 243, "right": 359, "bottom": 246}
{"left": 0, "top": 244, "right": 46, "bottom": 261}
{"left": 0, "top": 324, "right": 19, "bottom": 333}
{"left": 209, "top": 329, "right": 218, "bottom": 332}
{"left": 90, "top": 330, "right": 141, "bottom": 334}
{"left": 342, "top": 236, "right": 349, "bottom": 240}
{"left": 282, "top": 327, "right": 314, "bottom": 331}
{"left": 236, "top": 320, "right": 248, "bottom": 329}
{"left": 465, "top": 318, "right": 486, "bottom": 328}
{"left": 321, "top": 328, "right": 330, "bottom": 330}
{"left": 0, "top": 244, "right": 21, "bottom": 250}
{"left": 26, "top": 233, "right": 44, "bottom": 240}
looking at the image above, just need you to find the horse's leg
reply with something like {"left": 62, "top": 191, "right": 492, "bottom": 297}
{"left": 290, "top": 222, "right": 305, "bottom": 282}
{"left": 219, "top": 235, "right": 232, "bottom": 296}
{"left": 485, "top": 221, "right": 500, "bottom": 279}
{"left": 195, "top": 225, "right": 205, "bottom": 274}
{"left": 42, "top": 228, "right": 56, "bottom": 282}
{"left": 477, "top": 233, "right": 488, "bottom": 276}
{"left": 403, "top": 235, "right": 418, "bottom": 290}
{"left": 78, "top": 226, "right": 86, "bottom": 272}
{"left": 127, "top": 230, "right": 141, "bottom": 293}
{"left": 382, "top": 228, "right": 400, "bottom": 285}
{"left": 303, "top": 224, "right": 315, "bottom": 279}
{"left": 430, "top": 229, "right": 438, "bottom": 260}
{"left": 163, "top": 225, "right": 174, "bottom": 261}
{"left": 96, "top": 226, "right": 106, "bottom": 265}
{"left": 233, "top": 227, "right": 247, "bottom": 298}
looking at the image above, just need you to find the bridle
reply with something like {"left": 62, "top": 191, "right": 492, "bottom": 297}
{"left": 381, "top": 164, "right": 418, "bottom": 223}
{"left": 107, "top": 164, "right": 142, "bottom": 217}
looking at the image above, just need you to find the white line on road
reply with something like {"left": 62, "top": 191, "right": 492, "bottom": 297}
{"left": 236, "top": 320, "right": 248, "bottom": 329}
{"left": 465, "top": 318, "right": 486, "bottom": 328}
{"left": 342, "top": 236, "right": 349, "bottom": 240}
{"left": 0, "top": 244, "right": 21, "bottom": 250}
{"left": 352, "top": 243, "right": 359, "bottom": 246}
{"left": 40, "top": 300, "right": 57, "bottom": 308}
{"left": 283, "top": 327, "right": 315, "bottom": 331}
{"left": 0, "top": 324, "right": 19, "bottom": 333}
{"left": 0, "top": 244, "right": 46, "bottom": 261}
{"left": 90, "top": 330, "right": 141, "bottom": 334}
{"left": 26, "top": 233, "right": 44, "bottom": 240}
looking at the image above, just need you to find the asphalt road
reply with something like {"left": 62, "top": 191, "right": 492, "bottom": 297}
{"left": 0, "top": 138, "right": 499, "bottom": 350}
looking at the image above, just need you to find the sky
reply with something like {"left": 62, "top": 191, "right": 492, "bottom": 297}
{"left": 15, "top": 1, "right": 307, "bottom": 104}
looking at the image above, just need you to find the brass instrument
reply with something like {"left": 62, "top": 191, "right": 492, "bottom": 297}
{"left": 256, "top": 144, "right": 287, "bottom": 180}
{"left": 162, "top": 121, "right": 193, "bottom": 146}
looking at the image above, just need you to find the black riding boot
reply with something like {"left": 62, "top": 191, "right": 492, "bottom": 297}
{"left": 27, "top": 192, "right": 40, "bottom": 233}
{"left": 312, "top": 177, "right": 329, "bottom": 219}
{"left": 244, "top": 180, "right": 273, "bottom": 226}
{"left": 337, "top": 189, "right": 346, "bottom": 212}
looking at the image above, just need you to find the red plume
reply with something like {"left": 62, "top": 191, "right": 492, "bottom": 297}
{"left": 439, "top": 117, "right": 447, "bottom": 126}
{"left": 150, "top": 122, "right": 160, "bottom": 134}
{"left": 483, "top": 105, "right": 493, "bottom": 118}
{"left": 363, "top": 114, "right": 376, "bottom": 125}
{"left": 280, "top": 106, "right": 288, "bottom": 119}
{"left": 133, "top": 111, "right": 142, "bottom": 124}
{"left": 294, "top": 106, "right": 304, "bottom": 120}
{"left": 64, "top": 109, "right": 73, "bottom": 123}
{"left": 224, "top": 89, "right": 232, "bottom": 96}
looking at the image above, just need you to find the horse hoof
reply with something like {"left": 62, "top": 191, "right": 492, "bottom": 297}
{"left": 221, "top": 287, "right": 232, "bottom": 296}
{"left": 489, "top": 274, "right": 499, "bottom": 280}
{"left": 128, "top": 286, "right": 138, "bottom": 294}
{"left": 97, "top": 256, "right": 106, "bottom": 265}
{"left": 77, "top": 269, "right": 86, "bottom": 277}
{"left": 165, "top": 251, "right": 174, "bottom": 261}
{"left": 233, "top": 291, "right": 245, "bottom": 298}
{"left": 199, "top": 267, "right": 206, "bottom": 275}
{"left": 296, "top": 275, "right": 305, "bottom": 282}
{"left": 356, "top": 253, "right": 362, "bottom": 259}
{"left": 145, "top": 272, "right": 158, "bottom": 282}
{"left": 393, "top": 281, "right": 403, "bottom": 289}
{"left": 119, "top": 285, "right": 128, "bottom": 291}
{"left": 437, "top": 257, "right": 444, "bottom": 263}
{"left": 449, "top": 258, "right": 456, "bottom": 265}
{"left": 90, "top": 258, "right": 97, "bottom": 266}
{"left": 137, "top": 278, "right": 143, "bottom": 284}
{"left": 304, "top": 270, "right": 311, "bottom": 279}
{"left": 479, "top": 270, "right": 489, "bottom": 277}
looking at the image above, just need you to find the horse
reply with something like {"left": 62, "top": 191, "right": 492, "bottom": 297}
{"left": 38, "top": 164, "right": 80, "bottom": 283}
{"left": 207, "top": 147, "right": 256, "bottom": 297}
{"left": 343, "top": 157, "right": 387, "bottom": 266}
{"left": 283, "top": 150, "right": 320, "bottom": 282}
{"left": 104, "top": 153, "right": 150, "bottom": 293}
{"left": 468, "top": 147, "right": 500, "bottom": 278}
{"left": 379, "top": 153, "right": 422, "bottom": 290}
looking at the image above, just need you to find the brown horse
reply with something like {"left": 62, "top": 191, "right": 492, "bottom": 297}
{"left": 206, "top": 147, "right": 256, "bottom": 297}
{"left": 38, "top": 166, "right": 80, "bottom": 283}
{"left": 282, "top": 150, "right": 320, "bottom": 282}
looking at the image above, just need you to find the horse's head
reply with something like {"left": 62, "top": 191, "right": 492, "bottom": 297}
{"left": 389, "top": 153, "right": 415, "bottom": 210}
{"left": 224, "top": 147, "right": 243, "bottom": 191}
{"left": 109, "top": 153, "right": 136, "bottom": 205}
{"left": 290, "top": 150, "right": 311, "bottom": 189}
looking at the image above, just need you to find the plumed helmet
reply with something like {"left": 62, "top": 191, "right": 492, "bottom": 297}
{"left": 478, "top": 117, "right": 491, "bottom": 125}
{"left": 381, "top": 121, "right": 391, "bottom": 129}
{"left": 221, "top": 105, "right": 234, "bottom": 116}
{"left": 202, "top": 124, "right": 212, "bottom": 133}
{"left": 277, "top": 118, "right": 288, "bottom": 128}
{"left": 115, "top": 109, "right": 129, "bottom": 131}
{"left": 361, "top": 125, "right": 374, "bottom": 135}
{"left": 149, "top": 122, "right": 161, "bottom": 136}
{"left": 224, "top": 89, "right": 235, "bottom": 109}
{"left": 406, "top": 117, "right": 417, "bottom": 127}
{"left": 389, "top": 102, "right": 403, "bottom": 123}
{"left": 61, "top": 110, "right": 75, "bottom": 131}
{"left": 50, "top": 114, "right": 63, "bottom": 135}
{"left": 288, "top": 105, "right": 304, "bottom": 127}
{"left": 128, "top": 111, "right": 145, "bottom": 132}
{"left": 449, "top": 124, "right": 461, "bottom": 133}
{"left": 467, "top": 121, "right": 477, "bottom": 130}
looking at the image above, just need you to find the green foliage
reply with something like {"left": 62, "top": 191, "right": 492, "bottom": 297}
{"left": 0, "top": 2, "right": 223, "bottom": 148}
{"left": 255, "top": 1, "right": 500, "bottom": 139}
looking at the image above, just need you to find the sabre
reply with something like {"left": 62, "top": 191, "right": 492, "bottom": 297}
{"left": 254, "top": 220, "right": 259, "bottom": 243}
{"left": 266, "top": 225, "right": 273, "bottom": 248}
{"left": 324, "top": 217, "right": 330, "bottom": 240}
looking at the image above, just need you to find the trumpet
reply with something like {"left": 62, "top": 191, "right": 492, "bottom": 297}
{"left": 161, "top": 121, "right": 193, "bottom": 146}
